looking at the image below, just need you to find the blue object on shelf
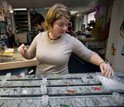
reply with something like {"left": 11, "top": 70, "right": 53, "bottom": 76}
{"left": 85, "top": 34, "right": 91, "bottom": 38}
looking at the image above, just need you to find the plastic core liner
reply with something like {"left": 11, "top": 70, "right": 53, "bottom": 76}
{"left": 95, "top": 72, "right": 124, "bottom": 91}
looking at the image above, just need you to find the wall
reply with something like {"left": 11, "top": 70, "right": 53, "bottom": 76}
{"left": 15, "top": 32, "right": 27, "bottom": 44}
{"left": 106, "top": 5, "right": 113, "bottom": 20}
{"left": 75, "top": 15, "right": 83, "bottom": 32}
{"left": 83, "top": 15, "right": 88, "bottom": 28}
{"left": 35, "top": 8, "right": 48, "bottom": 18}
{"left": 106, "top": 0, "right": 124, "bottom": 72}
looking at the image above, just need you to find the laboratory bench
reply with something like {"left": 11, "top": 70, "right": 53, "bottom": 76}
{"left": 0, "top": 37, "right": 102, "bottom": 74}
{"left": 0, "top": 51, "right": 100, "bottom": 75}
{"left": 0, "top": 72, "right": 124, "bottom": 106}
{"left": 0, "top": 48, "right": 38, "bottom": 74}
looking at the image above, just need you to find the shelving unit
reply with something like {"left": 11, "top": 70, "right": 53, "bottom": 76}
{"left": 79, "top": 39, "right": 105, "bottom": 58}
{"left": 0, "top": 2, "right": 5, "bottom": 21}
{"left": 14, "top": 10, "right": 28, "bottom": 33}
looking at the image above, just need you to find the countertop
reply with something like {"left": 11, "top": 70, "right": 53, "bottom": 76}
{"left": 0, "top": 51, "right": 38, "bottom": 70}
{"left": 77, "top": 36, "right": 105, "bottom": 42}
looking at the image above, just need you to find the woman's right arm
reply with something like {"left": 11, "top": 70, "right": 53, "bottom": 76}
{"left": 18, "top": 44, "right": 32, "bottom": 59}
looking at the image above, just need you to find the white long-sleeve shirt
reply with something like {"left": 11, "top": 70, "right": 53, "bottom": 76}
{"left": 28, "top": 31, "right": 95, "bottom": 74}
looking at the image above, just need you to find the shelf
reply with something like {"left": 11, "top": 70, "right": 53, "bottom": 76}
{"left": 14, "top": 10, "right": 28, "bottom": 33}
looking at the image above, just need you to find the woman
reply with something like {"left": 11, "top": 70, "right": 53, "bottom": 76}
{"left": 18, "top": 4, "right": 114, "bottom": 77}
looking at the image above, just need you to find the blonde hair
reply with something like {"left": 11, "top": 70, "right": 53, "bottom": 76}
{"left": 44, "top": 4, "right": 71, "bottom": 31}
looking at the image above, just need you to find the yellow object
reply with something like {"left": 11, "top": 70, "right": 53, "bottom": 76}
{"left": 4, "top": 48, "right": 14, "bottom": 54}
{"left": 0, "top": 48, "right": 14, "bottom": 57}
{"left": 54, "top": 74, "right": 61, "bottom": 78}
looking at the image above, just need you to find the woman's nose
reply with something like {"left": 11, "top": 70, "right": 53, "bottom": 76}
{"left": 63, "top": 25, "right": 68, "bottom": 31}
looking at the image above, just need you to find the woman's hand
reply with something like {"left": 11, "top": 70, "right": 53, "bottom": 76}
{"left": 18, "top": 44, "right": 27, "bottom": 56}
{"left": 100, "top": 62, "right": 114, "bottom": 78}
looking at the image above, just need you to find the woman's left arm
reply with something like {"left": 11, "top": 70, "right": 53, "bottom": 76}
{"left": 90, "top": 54, "right": 114, "bottom": 78}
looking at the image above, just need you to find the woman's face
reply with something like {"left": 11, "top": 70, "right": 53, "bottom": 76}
{"left": 51, "top": 16, "right": 69, "bottom": 38}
